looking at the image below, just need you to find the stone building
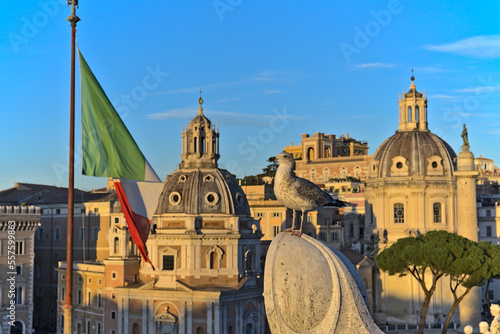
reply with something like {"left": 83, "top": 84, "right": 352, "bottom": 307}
{"left": 0, "top": 182, "right": 122, "bottom": 332}
{"left": 365, "top": 76, "right": 481, "bottom": 327}
{"left": 284, "top": 132, "right": 372, "bottom": 183}
{"left": 57, "top": 98, "right": 265, "bottom": 334}
{"left": 0, "top": 205, "right": 40, "bottom": 334}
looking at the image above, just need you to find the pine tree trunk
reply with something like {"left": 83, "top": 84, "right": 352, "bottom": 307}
{"left": 419, "top": 293, "right": 433, "bottom": 334}
{"left": 441, "top": 287, "right": 471, "bottom": 334}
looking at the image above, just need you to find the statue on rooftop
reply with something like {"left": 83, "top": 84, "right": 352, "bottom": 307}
{"left": 461, "top": 124, "right": 469, "bottom": 147}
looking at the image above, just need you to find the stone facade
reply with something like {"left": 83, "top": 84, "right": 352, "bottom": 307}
{"left": 0, "top": 205, "right": 40, "bottom": 334}
{"left": 365, "top": 77, "right": 481, "bottom": 326}
{"left": 57, "top": 98, "right": 266, "bottom": 334}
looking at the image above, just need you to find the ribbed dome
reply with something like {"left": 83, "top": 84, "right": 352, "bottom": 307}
{"left": 370, "top": 131, "right": 456, "bottom": 178}
{"left": 155, "top": 168, "right": 250, "bottom": 215}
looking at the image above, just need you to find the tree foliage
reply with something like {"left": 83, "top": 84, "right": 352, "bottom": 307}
{"left": 376, "top": 230, "right": 498, "bottom": 334}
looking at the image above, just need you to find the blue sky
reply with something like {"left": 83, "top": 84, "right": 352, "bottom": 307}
{"left": 1, "top": 1, "right": 499, "bottom": 191}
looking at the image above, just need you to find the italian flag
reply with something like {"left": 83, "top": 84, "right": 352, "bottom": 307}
{"left": 79, "top": 50, "right": 163, "bottom": 268}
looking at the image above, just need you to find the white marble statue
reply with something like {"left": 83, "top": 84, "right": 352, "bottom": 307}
{"left": 463, "top": 325, "right": 473, "bottom": 334}
{"left": 480, "top": 321, "right": 491, "bottom": 334}
{"left": 491, "top": 304, "right": 500, "bottom": 334}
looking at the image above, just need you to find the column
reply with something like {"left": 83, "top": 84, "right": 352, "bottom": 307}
{"left": 118, "top": 298, "right": 123, "bottom": 334}
{"left": 179, "top": 301, "right": 186, "bottom": 334}
{"left": 124, "top": 297, "right": 129, "bottom": 334}
{"left": 207, "top": 302, "right": 213, "bottom": 334}
{"left": 214, "top": 302, "right": 220, "bottom": 333}
{"left": 187, "top": 300, "right": 193, "bottom": 334}
{"left": 142, "top": 300, "right": 147, "bottom": 334}
{"left": 455, "top": 145, "right": 481, "bottom": 330}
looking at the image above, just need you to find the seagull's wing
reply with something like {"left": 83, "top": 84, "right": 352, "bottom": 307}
{"left": 293, "top": 176, "right": 337, "bottom": 206}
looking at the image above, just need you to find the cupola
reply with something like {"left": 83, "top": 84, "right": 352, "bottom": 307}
{"left": 398, "top": 74, "right": 428, "bottom": 132}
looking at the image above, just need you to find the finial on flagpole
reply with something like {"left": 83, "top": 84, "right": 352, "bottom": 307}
{"left": 411, "top": 68, "right": 415, "bottom": 82}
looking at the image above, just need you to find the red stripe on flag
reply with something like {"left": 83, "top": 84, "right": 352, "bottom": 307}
{"left": 114, "top": 181, "right": 155, "bottom": 270}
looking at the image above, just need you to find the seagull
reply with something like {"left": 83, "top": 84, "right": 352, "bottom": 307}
{"left": 268, "top": 151, "right": 348, "bottom": 236}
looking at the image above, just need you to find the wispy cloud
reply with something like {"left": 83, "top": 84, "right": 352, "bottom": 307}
{"left": 447, "top": 112, "right": 496, "bottom": 118}
{"left": 263, "top": 90, "right": 290, "bottom": 95}
{"left": 149, "top": 81, "right": 242, "bottom": 96}
{"left": 248, "top": 70, "right": 297, "bottom": 83}
{"left": 147, "top": 107, "right": 302, "bottom": 126}
{"left": 355, "top": 63, "right": 396, "bottom": 69}
{"left": 425, "top": 35, "right": 500, "bottom": 58}
{"left": 453, "top": 86, "right": 500, "bottom": 93}
{"left": 429, "top": 94, "right": 460, "bottom": 101}
{"left": 413, "top": 66, "right": 446, "bottom": 73}
{"left": 215, "top": 97, "right": 241, "bottom": 103}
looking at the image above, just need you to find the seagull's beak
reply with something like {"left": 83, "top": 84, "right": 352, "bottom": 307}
{"left": 268, "top": 156, "right": 276, "bottom": 162}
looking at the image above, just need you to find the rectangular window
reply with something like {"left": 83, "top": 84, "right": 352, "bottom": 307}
{"left": 17, "top": 265, "right": 23, "bottom": 275}
{"left": 97, "top": 323, "right": 101, "bottom": 334}
{"left": 307, "top": 215, "right": 313, "bottom": 223}
{"left": 81, "top": 208, "right": 86, "bottom": 214}
{"left": 15, "top": 241, "right": 25, "bottom": 255}
{"left": 163, "top": 255, "right": 175, "bottom": 270}
{"left": 272, "top": 212, "right": 281, "bottom": 217}
{"left": 77, "top": 289, "right": 82, "bottom": 305}
{"left": 87, "top": 320, "right": 91, "bottom": 334}
{"left": 433, "top": 203, "right": 442, "bottom": 223}
{"left": 93, "top": 227, "right": 99, "bottom": 241}
{"left": 79, "top": 227, "right": 86, "bottom": 241}
{"left": 56, "top": 209, "right": 61, "bottom": 214}
{"left": 54, "top": 227, "right": 61, "bottom": 241}
{"left": 37, "top": 227, "right": 44, "bottom": 240}
{"left": 94, "top": 207, "right": 99, "bottom": 213}
{"left": 111, "top": 311, "right": 116, "bottom": 320}
{"left": 486, "top": 209, "right": 491, "bottom": 217}
{"left": 36, "top": 264, "right": 43, "bottom": 279}
{"left": 97, "top": 293, "right": 102, "bottom": 308}
{"left": 319, "top": 232, "right": 326, "bottom": 242}
{"left": 394, "top": 203, "right": 405, "bottom": 224}
{"left": 114, "top": 217, "right": 119, "bottom": 224}
{"left": 273, "top": 225, "right": 280, "bottom": 237}
{"left": 61, "top": 287, "right": 65, "bottom": 301}
{"left": 111, "top": 330, "right": 116, "bottom": 334}
{"left": 486, "top": 226, "right": 492, "bottom": 237}
{"left": 331, "top": 232, "right": 339, "bottom": 242}
{"left": 256, "top": 212, "right": 263, "bottom": 218}
{"left": 16, "top": 286, "right": 23, "bottom": 304}
{"left": 87, "top": 290, "right": 92, "bottom": 306}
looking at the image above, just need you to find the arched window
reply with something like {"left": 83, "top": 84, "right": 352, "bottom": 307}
{"left": 394, "top": 203, "right": 405, "bottom": 224}
{"left": 200, "top": 137, "right": 205, "bottom": 154}
{"left": 433, "top": 203, "right": 442, "bottom": 223}
{"left": 210, "top": 251, "right": 218, "bottom": 269}
{"left": 415, "top": 106, "right": 420, "bottom": 122}
{"left": 407, "top": 106, "right": 412, "bottom": 122}
{"left": 245, "top": 251, "right": 254, "bottom": 271}
{"left": 113, "top": 237, "right": 119, "bottom": 254}
{"left": 307, "top": 147, "right": 314, "bottom": 160}
{"left": 194, "top": 137, "right": 198, "bottom": 153}
{"left": 196, "top": 327, "right": 204, "bottom": 334}
{"left": 132, "top": 323, "right": 141, "bottom": 334}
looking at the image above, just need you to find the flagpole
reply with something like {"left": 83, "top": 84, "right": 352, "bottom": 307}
{"left": 64, "top": 1, "right": 79, "bottom": 333}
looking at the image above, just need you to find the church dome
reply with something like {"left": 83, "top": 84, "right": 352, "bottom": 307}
{"left": 155, "top": 96, "right": 249, "bottom": 216}
{"left": 370, "top": 131, "right": 456, "bottom": 178}
{"left": 155, "top": 168, "right": 251, "bottom": 215}
{"left": 369, "top": 76, "right": 457, "bottom": 179}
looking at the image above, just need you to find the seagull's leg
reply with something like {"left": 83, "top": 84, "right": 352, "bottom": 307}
{"left": 291, "top": 210, "right": 304, "bottom": 237}
{"left": 284, "top": 210, "right": 296, "bottom": 232}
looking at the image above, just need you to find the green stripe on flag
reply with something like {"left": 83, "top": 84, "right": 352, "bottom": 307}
{"left": 79, "top": 50, "right": 146, "bottom": 181}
